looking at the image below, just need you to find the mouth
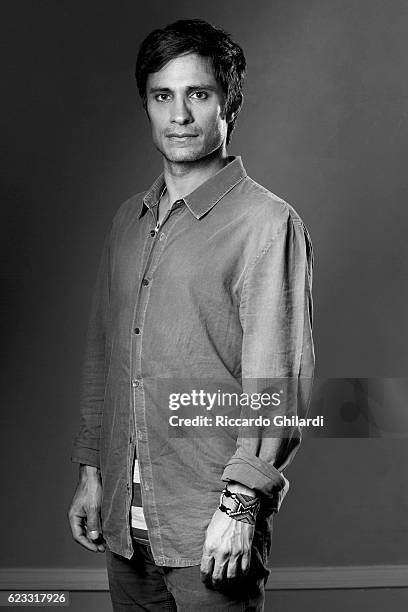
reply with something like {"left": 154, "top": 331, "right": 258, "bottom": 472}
{"left": 167, "top": 134, "right": 198, "bottom": 139}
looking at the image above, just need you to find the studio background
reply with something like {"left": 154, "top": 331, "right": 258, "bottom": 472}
{"left": 1, "top": 0, "right": 407, "bottom": 608}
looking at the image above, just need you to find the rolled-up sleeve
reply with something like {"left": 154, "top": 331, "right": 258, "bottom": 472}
{"left": 71, "top": 229, "right": 111, "bottom": 468}
{"left": 221, "top": 213, "right": 314, "bottom": 512}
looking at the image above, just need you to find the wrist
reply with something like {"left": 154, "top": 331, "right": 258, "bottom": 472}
{"left": 219, "top": 484, "right": 260, "bottom": 525}
{"left": 79, "top": 464, "right": 101, "bottom": 482}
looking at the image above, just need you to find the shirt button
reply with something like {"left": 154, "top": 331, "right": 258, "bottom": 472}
{"left": 142, "top": 278, "right": 150, "bottom": 286}
{"left": 132, "top": 379, "right": 140, "bottom": 388}
{"left": 159, "top": 232, "right": 166, "bottom": 241}
{"left": 150, "top": 230, "right": 155, "bottom": 237}
{"left": 134, "top": 327, "right": 141, "bottom": 334}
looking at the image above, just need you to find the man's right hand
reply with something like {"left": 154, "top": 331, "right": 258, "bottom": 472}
{"left": 68, "top": 464, "right": 106, "bottom": 553}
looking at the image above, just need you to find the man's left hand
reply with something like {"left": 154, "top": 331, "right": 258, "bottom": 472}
{"left": 200, "top": 508, "right": 255, "bottom": 589}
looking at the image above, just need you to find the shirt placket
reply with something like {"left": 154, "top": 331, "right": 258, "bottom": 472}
{"left": 129, "top": 199, "right": 187, "bottom": 561}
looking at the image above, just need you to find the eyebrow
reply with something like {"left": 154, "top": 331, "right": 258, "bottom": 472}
{"left": 148, "top": 84, "right": 218, "bottom": 94}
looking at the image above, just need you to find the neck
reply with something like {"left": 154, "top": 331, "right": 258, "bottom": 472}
{"left": 162, "top": 146, "right": 229, "bottom": 203}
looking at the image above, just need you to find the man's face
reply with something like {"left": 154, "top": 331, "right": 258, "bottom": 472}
{"left": 145, "top": 53, "right": 229, "bottom": 163}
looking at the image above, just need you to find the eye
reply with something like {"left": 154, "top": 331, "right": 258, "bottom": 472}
{"left": 191, "top": 91, "right": 208, "bottom": 100}
{"left": 155, "top": 93, "right": 171, "bottom": 102}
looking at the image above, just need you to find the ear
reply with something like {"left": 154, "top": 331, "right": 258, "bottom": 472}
{"left": 143, "top": 100, "right": 151, "bottom": 121}
{"left": 228, "top": 93, "right": 244, "bottom": 123}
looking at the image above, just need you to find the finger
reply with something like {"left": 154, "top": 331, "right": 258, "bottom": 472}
{"left": 86, "top": 511, "right": 106, "bottom": 552}
{"left": 77, "top": 533, "right": 101, "bottom": 552}
{"left": 226, "top": 555, "right": 239, "bottom": 581}
{"left": 69, "top": 512, "right": 100, "bottom": 552}
{"left": 96, "top": 540, "right": 106, "bottom": 553}
{"left": 211, "top": 555, "right": 228, "bottom": 589}
{"left": 200, "top": 554, "right": 214, "bottom": 585}
{"left": 88, "top": 531, "right": 106, "bottom": 552}
{"left": 86, "top": 508, "right": 101, "bottom": 539}
{"left": 240, "top": 551, "right": 251, "bottom": 575}
{"left": 90, "top": 530, "right": 107, "bottom": 553}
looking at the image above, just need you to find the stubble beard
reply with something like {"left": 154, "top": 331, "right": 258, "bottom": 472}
{"left": 155, "top": 131, "right": 225, "bottom": 166}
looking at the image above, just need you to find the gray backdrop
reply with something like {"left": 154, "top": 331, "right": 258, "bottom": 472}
{"left": 1, "top": 0, "right": 407, "bottom": 570}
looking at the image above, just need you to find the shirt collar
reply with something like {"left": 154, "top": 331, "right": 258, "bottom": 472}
{"left": 138, "top": 156, "right": 247, "bottom": 220}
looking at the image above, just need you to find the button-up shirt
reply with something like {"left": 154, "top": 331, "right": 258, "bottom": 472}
{"left": 71, "top": 156, "right": 315, "bottom": 565}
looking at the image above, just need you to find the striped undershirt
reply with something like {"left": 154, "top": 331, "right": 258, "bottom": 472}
{"left": 131, "top": 457, "right": 149, "bottom": 545}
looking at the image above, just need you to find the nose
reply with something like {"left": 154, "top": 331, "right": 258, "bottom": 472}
{"left": 170, "top": 95, "right": 193, "bottom": 125}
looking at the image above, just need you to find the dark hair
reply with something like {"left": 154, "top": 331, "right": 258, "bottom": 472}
{"left": 135, "top": 19, "right": 246, "bottom": 145}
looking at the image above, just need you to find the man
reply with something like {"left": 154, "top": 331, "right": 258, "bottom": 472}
{"left": 68, "top": 19, "right": 314, "bottom": 611}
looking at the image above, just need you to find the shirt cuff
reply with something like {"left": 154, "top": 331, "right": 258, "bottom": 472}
{"left": 221, "top": 447, "right": 290, "bottom": 513}
{"left": 70, "top": 445, "right": 100, "bottom": 469}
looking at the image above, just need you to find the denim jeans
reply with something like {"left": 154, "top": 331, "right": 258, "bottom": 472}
{"left": 106, "top": 535, "right": 270, "bottom": 611}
